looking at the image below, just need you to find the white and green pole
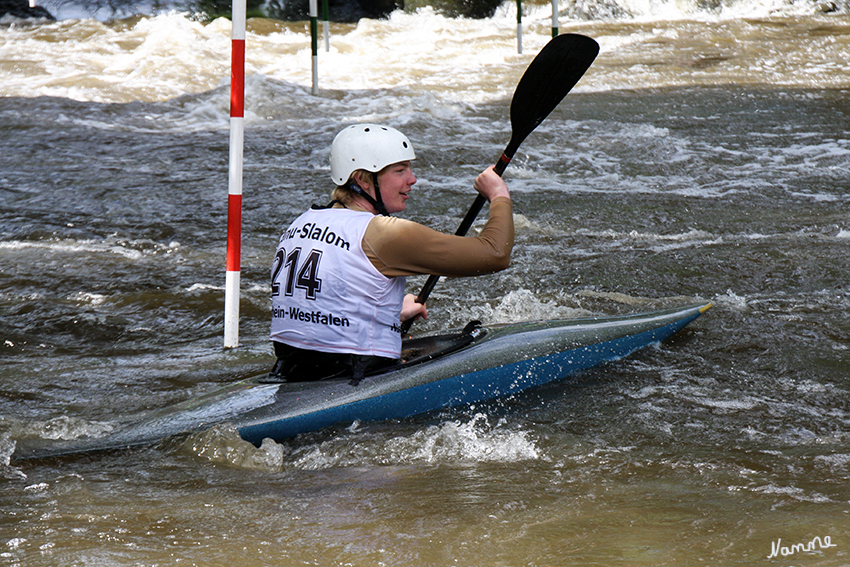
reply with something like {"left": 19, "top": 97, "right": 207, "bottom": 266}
{"left": 551, "top": 0, "right": 559, "bottom": 37}
{"left": 516, "top": 0, "right": 522, "bottom": 54}
{"left": 224, "top": 0, "right": 246, "bottom": 348}
{"left": 310, "top": 0, "right": 319, "bottom": 95}
{"left": 322, "top": 0, "right": 330, "bottom": 52}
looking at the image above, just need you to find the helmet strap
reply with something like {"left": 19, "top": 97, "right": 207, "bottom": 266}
{"left": 372, "top": 176, "right": 389, "bottom": 216}
{"left": 348, "top": 176, "right": 389, "bottom": 216}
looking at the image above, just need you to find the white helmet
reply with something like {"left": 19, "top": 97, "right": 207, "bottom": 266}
{"left": 329, "top": 124, "right": 416, "bottom": 185}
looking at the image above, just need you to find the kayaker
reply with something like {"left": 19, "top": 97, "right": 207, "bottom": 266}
{"left": 267, "top": 123, "right": 513, "bottom": 384}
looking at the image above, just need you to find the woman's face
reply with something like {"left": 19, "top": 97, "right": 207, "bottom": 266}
{"left": 375, "top": 161, "right": 417, "bottom": 214}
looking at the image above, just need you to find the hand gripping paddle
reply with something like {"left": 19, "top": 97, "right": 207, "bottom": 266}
{"left": 402, "top": 33, "right": 600, "bottom": 335}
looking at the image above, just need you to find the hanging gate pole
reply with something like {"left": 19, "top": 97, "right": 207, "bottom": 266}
{"left": 551, "top": 0, "right": 559, "bottom": 37}
{"left": 322, "top": 0, "right": 330, "bottom": 52}
{"left": 224, "top": 0, "right": 246, "bottom": 348}
{"left": 310, "top": 0, "right": 319, "bottom": 94}
{"left": 516, "top": 0, "right": 522, "bottom": 54}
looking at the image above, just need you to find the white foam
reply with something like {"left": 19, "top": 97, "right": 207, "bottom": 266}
{"left": 383, "top": 414, "right": 543, "bottom": 464}
{"left": 0, "top": 239, "right": 145, "bottom": 260}
{"left": 5, "top": 415, "right": 114, "bottom": 443}
{"left": 455, "top": 288, "right": 592, "bottom": 324}
{"left": 814, "top": 453, "right": 850, "bottom": 470}
{"left": 715, "top": 289, "right": 750, "bottom": 311}
{"left": 183, "top": 424, "right": 288, "bottom": 470}
{"left": 183, "top": 414, "right": 542, "bottom": 470}
{"left": 69, "top": 292, "right": 108, "bottom": 306}
{"left": 0, "top": 435, "right": 17, "bottom": 468}
{"left": 5, "top": 5, "right": 849, "bottom": 109}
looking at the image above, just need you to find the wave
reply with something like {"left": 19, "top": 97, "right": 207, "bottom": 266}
{"left": 550, "top": 0, "right": 848, "bottom": 20}
{"left": 5, "top": 9, "right": 850, "bottom": 107}
{"left": 26, "top": 0, "right": 850, "bottom": 22}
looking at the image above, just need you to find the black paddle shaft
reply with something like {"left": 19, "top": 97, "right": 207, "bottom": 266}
{"left": 402, "top": 34, "right": 599, "bottom": 335}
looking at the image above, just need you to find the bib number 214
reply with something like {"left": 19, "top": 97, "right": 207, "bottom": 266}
{"left": 271, "top": 247, "right": 323, "bottom": 300}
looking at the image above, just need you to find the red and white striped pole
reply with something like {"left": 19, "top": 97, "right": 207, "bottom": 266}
{"left": 224, "top": 0, "right": 246, "bottom": 348}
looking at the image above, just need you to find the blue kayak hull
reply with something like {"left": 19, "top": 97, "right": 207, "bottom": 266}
{"left": 11, "top": 302, "right": 711, "bottom": 460}
{"left": 239, "top": 304, "right": 708, "bottom": 444}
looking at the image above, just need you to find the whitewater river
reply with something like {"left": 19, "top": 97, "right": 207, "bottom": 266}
{"left": 1, "top": 1, "right": 849, "bottom": 565}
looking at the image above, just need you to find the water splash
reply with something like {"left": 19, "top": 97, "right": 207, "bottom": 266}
{"left": 459, "top": 288, "right": 592, "bottom": 324}
{"left": 0, "top": 435, "right": 16, "bottom": 467}
{"left": 381, "top": 414, "right": 543, "bottom": 464}
{"left": 180, "top": 423, "right": 289, "bottom": 469}
{"left": 181, "top": 414, "right": 542, "bottom": 471}
{"left": 2, "top": 415, "right": 114, "bottom": 442}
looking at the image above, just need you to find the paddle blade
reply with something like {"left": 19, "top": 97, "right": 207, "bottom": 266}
{"left": 506, "top": 34, "right": 599, "bottom": 158}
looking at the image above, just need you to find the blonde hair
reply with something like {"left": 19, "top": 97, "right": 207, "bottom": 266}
{"left": 330, "top": 170, "right": 375, "bottom": 205}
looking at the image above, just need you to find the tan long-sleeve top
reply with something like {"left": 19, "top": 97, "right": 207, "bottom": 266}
{"left": 360, "top": 196, "right": 514, "bottom": 278}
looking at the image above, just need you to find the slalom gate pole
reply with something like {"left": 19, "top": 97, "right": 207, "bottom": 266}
{"left": 224, "top": 0, "right": 246, "bottom": 348}
{"left": 310, "top": 0, "right": 319, "bottom": 94}
{"left": 551, "top": 0, "right": 559, "bottom": 37}
{"left": 516, "top": 0, "right": 522, "bottom": 54}
{"left": 322, "top": 0, "right": 330, "bottom": 52}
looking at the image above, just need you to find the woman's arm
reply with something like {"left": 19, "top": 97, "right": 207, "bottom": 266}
{"left": 364, "top": 196, "right": 514, "bottom": 277}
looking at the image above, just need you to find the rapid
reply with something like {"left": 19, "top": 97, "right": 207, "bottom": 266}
{"left": 1, "top": 0, "right": 849, "bottom": 565}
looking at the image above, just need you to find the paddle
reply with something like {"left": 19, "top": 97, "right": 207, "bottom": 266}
{"left": 401, "top": 33, "right": 600, "bottom": 335}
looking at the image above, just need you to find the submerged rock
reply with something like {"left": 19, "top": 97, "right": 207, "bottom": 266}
{"left": 196, "top": 0, "right": 503, "bottom": 22}
{"left": 0, "top": 0, "right": 56, "bottom": 20}
{"left": 403, "top": 0, "right": 502, "bottom": 19}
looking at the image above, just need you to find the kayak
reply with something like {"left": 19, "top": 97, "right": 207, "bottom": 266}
{"left": 11, "top": 302, "right": 711, "bottom": 461}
